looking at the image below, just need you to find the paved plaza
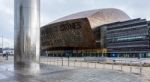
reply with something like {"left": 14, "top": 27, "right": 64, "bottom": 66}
{"left": 0, "top": 56, "right": 150, "bottom": 82}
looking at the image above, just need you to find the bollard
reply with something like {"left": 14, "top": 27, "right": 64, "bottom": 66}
{"left": 130, "top": 61, "right": 132, "bottom": 73}
{"left": 80, "top": 53, "right": 83, "bottom": 67}
{"left": 87, "top": 53, "right": 90, "bottom": 68}
{"left": 139, "top": 60, "right": 142, "bottom": 75}
{"left": 80, "top": 58, "right": 82, "bottom": 67}
{"left": 112, "top": 59, "right": 114, "bottom": 70}
{"left": 57, "top": 54, "right": 58, "bottom": 66}
{"left": 87, "top": 60, "right": 89, "bottom": 68}
{"left": 86, "top": 53, "right": 88, "bottom": 68}
{"left": 94, "top": 61, "right": 97, "bottom": 69}
{"left": 68, "top": 56, "right": 69, "bottom": 67}
{"left": 74, "top": 53, "right": 76, "bottom": 67}
{"left": 61, "top": 54, "right": 64, "bottom": 66}
{"left": 102, "top": 53, "right": 105, "bottom": 69}
{"left": 50, "top": 54, "right": 52, "bottom": 65}
{"left": 121, "top": 60, "right": 123, "bottom": 71}
{"left": 58, "top": 54, "right": 60, "bottom": 66}
{"left": 54, "top": 53, "right": 56, "bottom": 65}
{"left": 103, "top": 61, "right": 105, "bottom": 69}
{"left": 50, "top": 54, "right": 51, "bottom": 65}
{"left": 74, "top": 55, "right": 75, "bottom": 67}
{"left": 83, "top": 53, "right": 86, "bottom": 68}
{"left": 94, "top": 54, "right": 97, "bottom": 69}
{"left": 53, "top": 53, "right": 54, "bottom": 65}
{"left": 76, "top": 53, "right": 78, "bottom": 67}
{"left": 47, "top": 55, "right": 48, "bottom": 65}
{"left": 94, "top": 62, "right": 96, "bottom": 69}
{"left": 98, "top": 53, "right": 101, "bottom": 69}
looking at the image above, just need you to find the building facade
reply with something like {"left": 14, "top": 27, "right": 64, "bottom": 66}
{"left": 99, "top": 18, "right": 150, "bottom": 57}
{"left": 41, "top": 8, "right": 130, "bottom": 55}
{"left": 41, "top": 18, "right": 96, "bottom": 51}
{"left": 41, "top": 8, "right": 150, "bottom": 57}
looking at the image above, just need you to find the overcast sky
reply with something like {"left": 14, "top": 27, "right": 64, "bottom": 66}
{"left": 0, "top": 0, "right": 150, "bottom": 48}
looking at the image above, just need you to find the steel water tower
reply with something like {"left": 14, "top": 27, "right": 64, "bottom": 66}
{"left": 14, "top": 0, "right": 40, "bottom": 74}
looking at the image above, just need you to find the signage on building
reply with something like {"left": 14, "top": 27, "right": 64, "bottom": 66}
{"left": 41, "top": 18, "right": 96, "bottom": 50}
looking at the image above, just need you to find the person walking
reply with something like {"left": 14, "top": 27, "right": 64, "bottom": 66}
{"left": 2, "top": 53, "right": 5, "bottom": 58}
{"left": 5, "top": 51, "right": 9, "bottom": 60}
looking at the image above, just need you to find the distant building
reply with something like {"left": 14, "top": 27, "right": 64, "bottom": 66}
{"left": 3, "top": 48, "right": 14, "bottom": 55}
{"left": 98, "top": 18, "right": 150, "bottom": 57}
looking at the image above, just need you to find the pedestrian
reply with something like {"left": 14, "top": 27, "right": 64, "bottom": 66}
{"left": 5, "top": 52, "right": 9, "bottom": 60}
{"left": 45, "top": 51, "right": 48, "bottom": 57}
{"left": 3, "top": 53, "right": 5, "bottom": 58}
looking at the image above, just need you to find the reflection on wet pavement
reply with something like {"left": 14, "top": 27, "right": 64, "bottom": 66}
{"left": 0, "top": 63, "right": 148, "bottom": 82}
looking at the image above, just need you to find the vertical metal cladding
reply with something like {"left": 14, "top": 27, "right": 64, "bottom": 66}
{"left": 14, "top": 0, "right": 40, "bottom": 74}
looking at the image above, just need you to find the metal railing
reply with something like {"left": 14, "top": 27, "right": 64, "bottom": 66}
{"left": 40, "top": 53, "right": 150, "bottom": 76}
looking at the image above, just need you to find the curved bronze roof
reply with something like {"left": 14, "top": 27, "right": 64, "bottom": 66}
{"left": 50, "top": 8, "right": 130, "bottom": 29}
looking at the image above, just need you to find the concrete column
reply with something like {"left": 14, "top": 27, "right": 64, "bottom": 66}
{"left": 14, "top": 0, "right": 40, "bottom": 75}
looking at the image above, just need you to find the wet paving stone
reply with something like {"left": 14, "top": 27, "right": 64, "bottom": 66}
{"left": 0, "top": 63, "right": 148, "bottom": 82}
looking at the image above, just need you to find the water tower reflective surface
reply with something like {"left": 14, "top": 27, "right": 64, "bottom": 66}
{"left": 14, "top": 0, "right": 40, "bottom": 74}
